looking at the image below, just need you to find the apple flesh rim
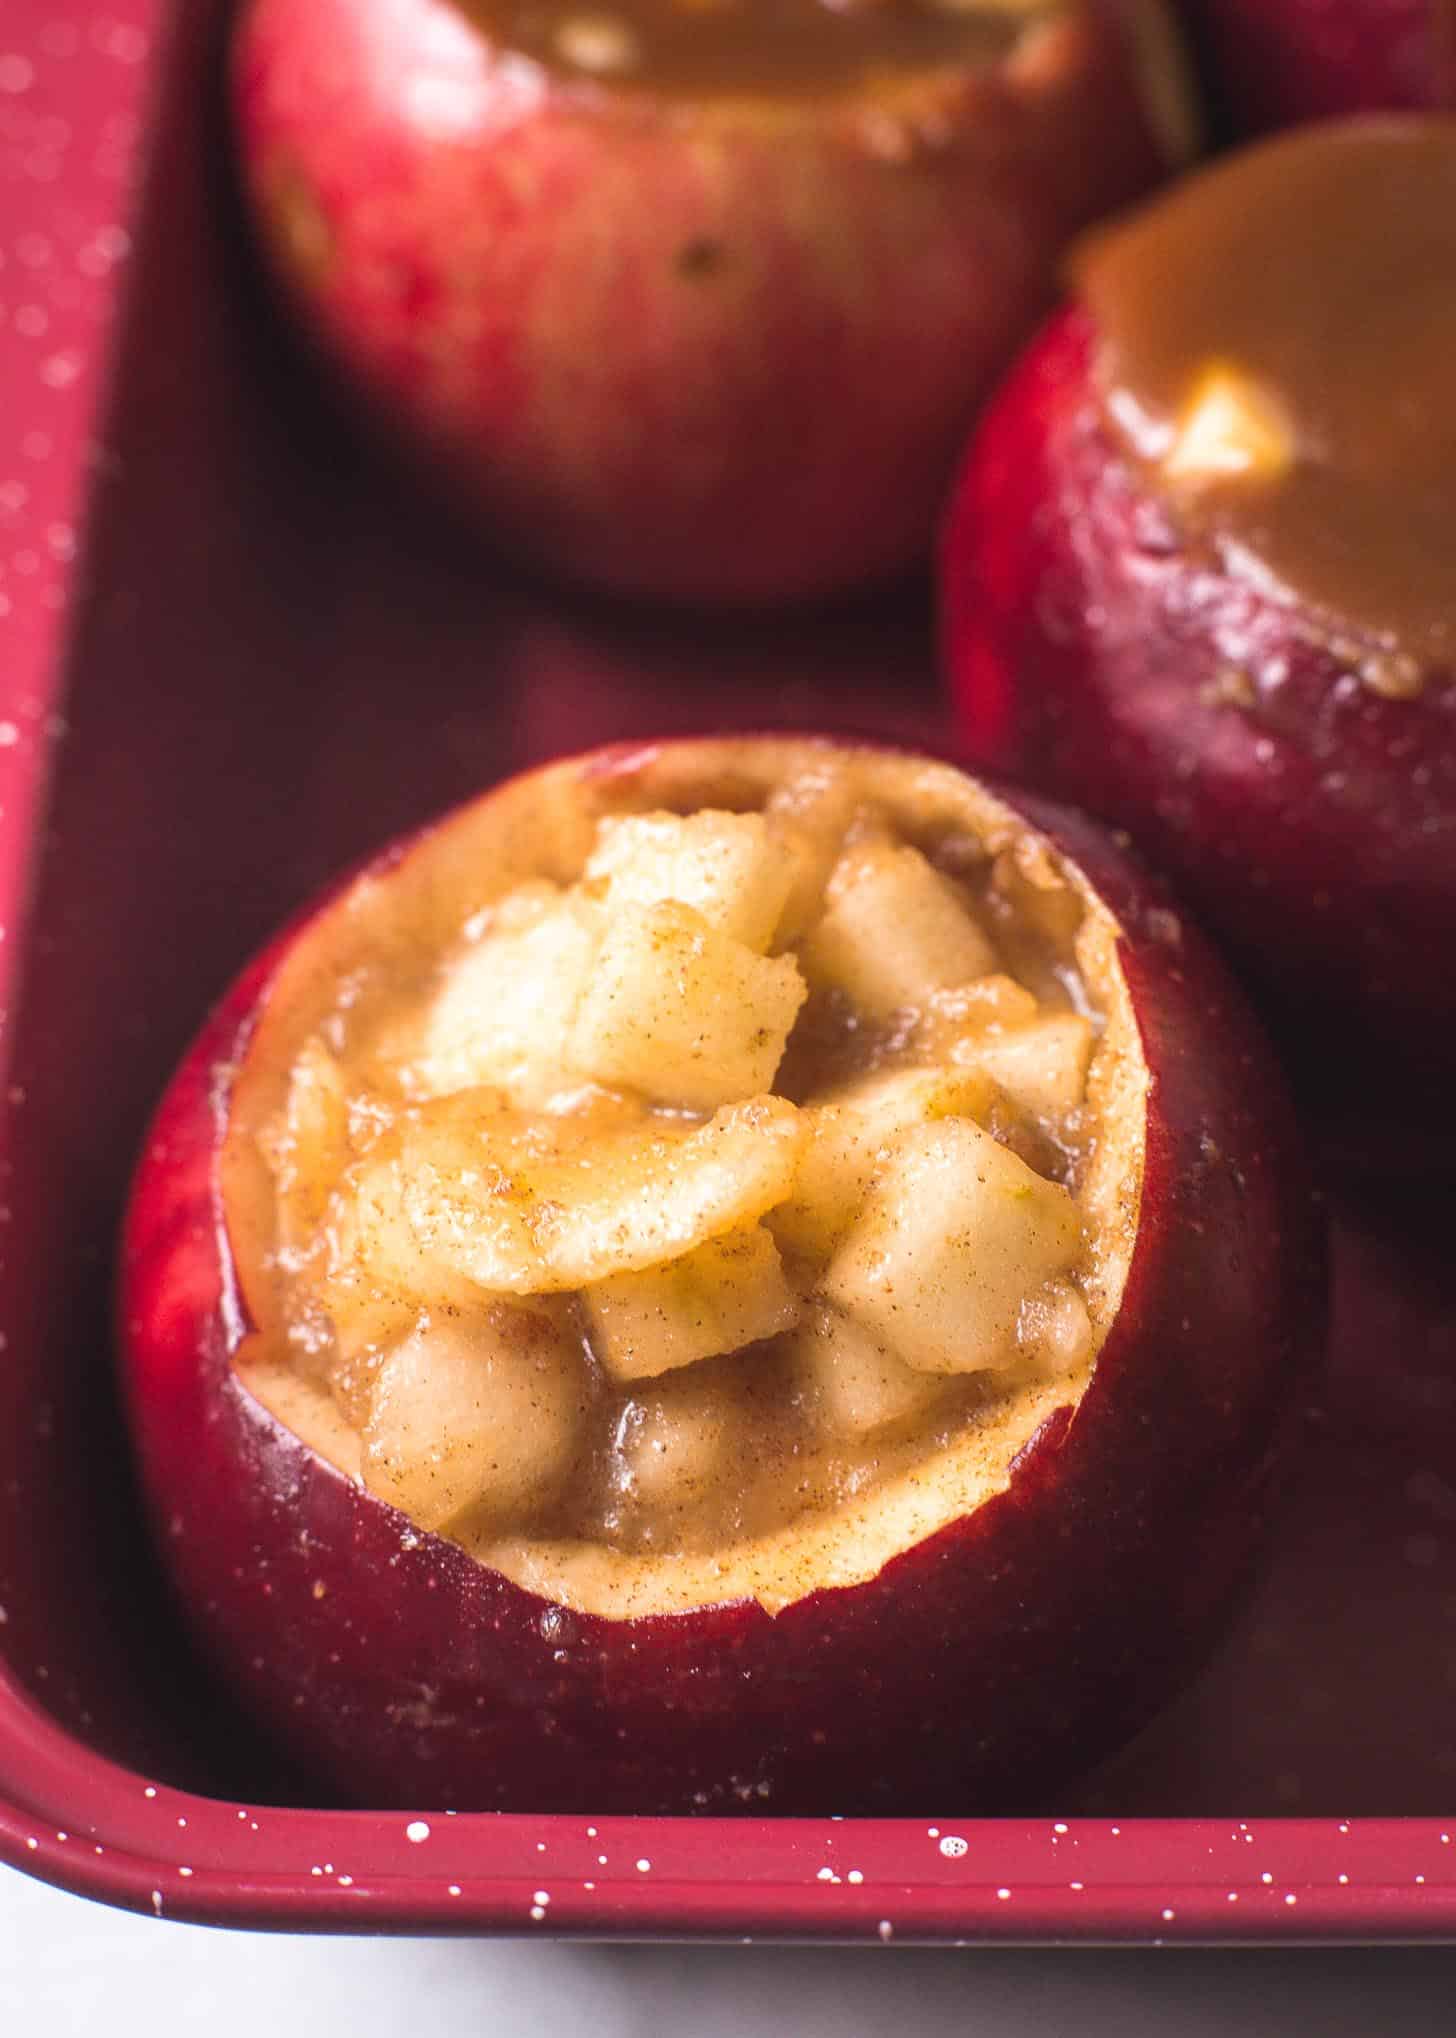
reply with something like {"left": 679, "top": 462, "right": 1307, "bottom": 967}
{"left": 119, "top": 736, "right": 1321, "bottom": 1815}
{"left": 1174, "top": 1, "right": 1456, "bottom": 134}
{"left": 941, "top": 305, "right": 1456, "bottom": 1153}
{"left": 229, "top": 0, "right": 1194, "bottom": 608}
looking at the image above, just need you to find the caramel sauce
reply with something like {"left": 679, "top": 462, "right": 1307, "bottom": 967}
{"left": 453, "top": 0, "right": 1055, "bottom": 99}
{"left": 1072, "top": 119, "right": 1456, "bottom": 670}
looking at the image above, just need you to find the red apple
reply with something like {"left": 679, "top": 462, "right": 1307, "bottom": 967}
{"left": 230, "top": 0, "right": 1193, "bottom": 607}
{"left": 118, "top": 736, "right": 1319, "bottom": 1814}
{"left": 1176, "top": 1, "right": 1456, "bottom": 132}
{"left": 942, "top": 122, "right": 1456, "bottom": 1144}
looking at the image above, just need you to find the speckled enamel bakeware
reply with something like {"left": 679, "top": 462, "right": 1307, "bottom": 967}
{"left": 2, "top": 0, "right": 1455, "bottom": 1940}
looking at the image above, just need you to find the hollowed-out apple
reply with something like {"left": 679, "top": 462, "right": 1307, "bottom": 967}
{"left": 943, "top": 119, "right": 1456, "bottom": 1142}
{"left": 1175, "top": 2, "right": 1456, "bottom": 132}
{"left": 119, "top": 736, "right": 1319, "bottom": 1814}
{"left": 230, "top": 0, "right": 1194, "bottom": 606}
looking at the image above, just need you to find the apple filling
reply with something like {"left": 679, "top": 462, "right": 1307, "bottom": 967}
{"left": 226, "top": 742, "right": 1143, "bottom": 1615}
{"left": 459, "top": 0, "right": 1063, "bottom": 99}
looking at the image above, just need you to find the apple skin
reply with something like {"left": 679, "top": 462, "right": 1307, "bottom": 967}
{"left": 1176, "top": 2, "right": 1456, "bottom": 133}
{"left": 942, "top": 308, "right": 1456, "bottom": 1145}
{"left": 230, "top": 0, "right": 1185, "bottom": 607}
{"left": 118, "top": 741, "right": 1321, "bottom": 1814}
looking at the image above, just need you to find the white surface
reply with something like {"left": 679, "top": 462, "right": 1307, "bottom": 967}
{"left": 5, "top": 1860, "right": 1456, "bottom": 2034}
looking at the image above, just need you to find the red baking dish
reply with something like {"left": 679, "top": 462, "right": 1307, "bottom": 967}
{"left": 2, "top": 0, "right": 1456, "bottom": 1943}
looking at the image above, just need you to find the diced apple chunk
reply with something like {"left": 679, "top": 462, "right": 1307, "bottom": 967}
{"left": 410, "top": 884, "right": 601, "bottom": 1103}
{"left": 799, "top": 839, "right": 998, "bottom": 1018}
{"left": 917, "top": 974, "right": 1040, "bottom": 1058}
{"left": 788, "top": 1306, "right": 945, "bottom": 1434}
{"left": 1164, "top": 363, "right": 1293, "bottom": 486}
{"left": 260, "top": 1034, "right": 351, "bottom": 1251}
{"left": 611, "top": 1377, "right": 741, "bottom": 1521}
{"left": 951, "top": 1014, "right": 1095, "bottom": 1121}
{"left": 821, "top": 1119, "right": 1084, "bottom": 1376}
{"left": 568, "top": 900, "right": 806, "bottom": 1110}
{"left": 585, "top": 810, "right": 793, "bottom": 954}
{"left": 361, "top": 1304, "right": 585, "bottom": 1530}
{"left": 769, "top": 1066, "right": 997, "bottom": 1262}
{"left": 584, "top": 1225, "right": 799, "bottom": 1382}
{"left": 1018, "top": 1280, "right": 1096, "bottom": 1378}
{"left": 398, "top": 1093, "right": 807, "bottom": 1294}
{"left": 762, "top": 765, "right": 859, "bottom": 947}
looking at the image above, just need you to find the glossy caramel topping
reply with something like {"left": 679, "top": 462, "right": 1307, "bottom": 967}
{"left": 1073, "top": 119, "right": 1456, "bottom": 671}
{"left": 456, "top": 0, "right": 1059, "bottom": 98}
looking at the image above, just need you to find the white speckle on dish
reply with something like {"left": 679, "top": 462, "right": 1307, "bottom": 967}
{"left": 1227, "top": 1892, "right": 1239, "bottom": 1903}
{"left": 405, "top": 1820, "right": 431, "bottom": 1844}
{"left": 1337, "top": 1822, "right": 1351, "bottom": 1835}
{"left": 1261, "top": 1873, "right": 1273, "bottom": 1885}
{"left": 1416, "top": 1876, "right": 1427, "bottom": 1885}
{"left": 309, "top": 1867, "right": 322, "bottom": 1878}
{"left": 816, "top": 1868, "right": 839, "bottom": 1884}
{"left": 848, "top": 1870, "right": 864, "bottom": 1885}
{"left": 447, "top": 1885, "right": 461, "bottom": 1897}
{"left": 1070, "top": 1881, "right": 1084, "bottom": 1891}
{"left": 996, "top": 1888, "right": 1011, "bottom": 1902}
{"left": 143, "top": 1786, "right": 157, "bottom": 1800}
{"left": 598, "top": 1855, "right": 608, "bottom": 1866}
{"left": 533, "top": 1891, "right": 551, "bottom": 1906}
{"left": 583, "top": 1880, "right": 596, "bottom": 1892}
{"left": 338, "top": 1876, "right": 354, "bottom": 1888}
{"left": 178, "top": 1867, "right": 193, "bottom": 1879}
{"left": 55, "top": 1832, "right": 66, "bottom": 1843}
{"left": 77, "top": 224, "right": 130, "bottom": 277}
{"left": 24, "top": 1837, "right": 36, "bottom": 1851}
{"left": 1053, "top": 1822, "right": 1068, "bottom": 1835}
{"left": 877, "top": 1920, "right": 894, "bottom": 1942}
{"left": 529, "top": 1905, "right": 546, "bottom": 1923}
{"left": 1110, "top": 1826, "right": 1121, "bottom": 1837}
{"left": 1284, "top": 1894, "right": 1298, "bottom": 1907}
{"left": 586, "top": 1826, "right": 598, "bottom": 1838}
{"left": 40, "top": 350, "right": 81, "bottom": 389}
{"left": 1161, "top": 1908, "right": 1176, "bottom": 1922}
{"left": 635, "top": 1859, "right": 651, "bottom": 1874}
{"left": 176, "top": 1817, "right": 187, "bottom": 1829}
{"left": 938, "top": 1835, "right": 967, "bottom": 1859}
{"left": 150, "top": 1891, "right": 164, "bottom": 1916}
{"left": 926, "top": 1827, "right": 939, "bottom": 1839}
{"left": 1338, "top": 1874, "right": 1350, "bottom": 1885}
{"left": 536, "top": 1841, "right": 547, "bottom": 1853}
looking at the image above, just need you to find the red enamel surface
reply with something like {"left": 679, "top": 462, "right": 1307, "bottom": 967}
{"left": 1, "top": 0, "right": 1456, "bottom": 1942}
{"left": 942, "top": 307, "right": 1456, "bottom": 1139}
{"left": 229, "top": 0, "right": 1174, "bottom": 605}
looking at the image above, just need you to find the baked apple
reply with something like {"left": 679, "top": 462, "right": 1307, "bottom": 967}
{"left": 120, "top": 737, "right": 1318, "bottom": 1813}
{"left": 1175, "top": 2, "right": 1456, "bottom": 132}
{"left": 943, "top": 118, "right": 1456, "bottom": 1133}
{"left": 231, "top": 0, "right": 1194, "bottom": 606}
